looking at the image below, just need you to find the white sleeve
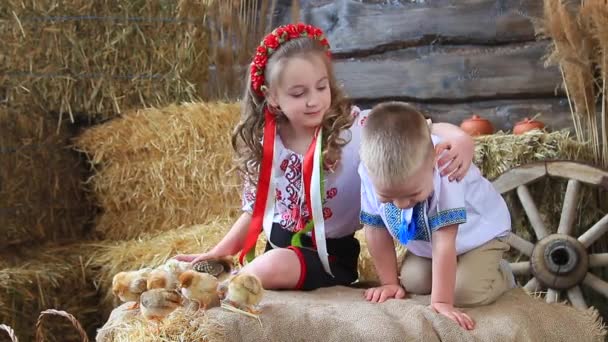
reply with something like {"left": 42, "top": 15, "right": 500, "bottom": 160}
{"left": 428, "top": 175, "right": 467, "bottom": 232}
{"left": 358, "top": 163, "right": 386, "bottom": 228}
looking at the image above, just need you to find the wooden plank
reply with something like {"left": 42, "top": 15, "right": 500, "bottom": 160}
{"left": 274, "top": 0, "right": 542, "bottom": 55}
{"left": 334, "top": 42, "right": 561, "bottom": 101}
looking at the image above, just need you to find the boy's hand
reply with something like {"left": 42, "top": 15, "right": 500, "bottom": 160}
{"left": 430, "top": 302, "right": 475, "bottom": 330}
{"left": 364, "top": 284, "right": 407, "bottom": 303}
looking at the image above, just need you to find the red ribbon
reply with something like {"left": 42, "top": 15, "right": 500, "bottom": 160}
{"left": 239, "top": 107, "right": 276, "bottom": 265}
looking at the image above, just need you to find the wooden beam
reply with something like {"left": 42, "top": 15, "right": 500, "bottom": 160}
{"left": 546, "top": 161, "right": 608, "bottom": 189}
{"left": 414, "top": 98, "right": 572, "bottom": 132}
{"left": 277, "top": 0, "right": 542, "bottom": 55}
{"left": 334, "top": 42, "right": 561, "bottom": 102}
{"left": 492, "top": 163, "right": 547, "bottom": 194}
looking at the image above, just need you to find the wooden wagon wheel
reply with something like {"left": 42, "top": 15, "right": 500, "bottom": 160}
{"left": 492, "top": 161, "right": 608, "bottom": 309}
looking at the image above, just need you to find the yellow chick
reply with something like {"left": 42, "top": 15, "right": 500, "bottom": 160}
{"left": 224, "top": 273, "right": 264, "bottom": 314}
{"left": 140, "top": 288, "right": 182, "bottom": 324}
{"left": 162, "top": 259, "right": 192, "bottom": 279}
{"left": 146, "top": 269, "right": 178, "bottom": 291}
{"left": 111, "top": 268, "right": 153, "bottom": 309}
{"left": 147, "top": 260, "right": 192, "bottom": 291}
{"left": 178, "top": 270, "right": 220, "bottom": 311}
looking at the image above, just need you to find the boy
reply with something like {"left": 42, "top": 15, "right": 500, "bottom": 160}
{"left": 359, "top": 102, "right": 512, "bottom": 330}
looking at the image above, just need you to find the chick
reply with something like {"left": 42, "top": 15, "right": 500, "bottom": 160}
{"left": 146, "top": 268, "right": 178, "bottom": 291}
{"left": 179, "top": 270, "right": 220, "bottom": 311}
{"left": 111, "top": 268, "right": 153, "bottom": 309}
{"left": 140, "top": 288, "right": 182, "bottom": 324}
{"left": 147, "top": 260, "right": 192, "bottom": 291}
{"left": 192, "top": 257, "right": 234, "bottom": 281}
{"left": 224, "top": 273, "right": 264, "bottom": 314}
{"left": 162, "top": 259, "right": 192, "bottom": 279}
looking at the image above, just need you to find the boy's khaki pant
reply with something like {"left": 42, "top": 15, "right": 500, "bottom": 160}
{"left": 399, "top": 238, "right": 510, "bottom": 307}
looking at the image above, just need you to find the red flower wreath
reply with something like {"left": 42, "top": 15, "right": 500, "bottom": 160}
{"left": 250, "top": 23, "right": 331, "bottom": 97}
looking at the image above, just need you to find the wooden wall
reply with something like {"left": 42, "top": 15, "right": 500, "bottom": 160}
{"left": 271, "top": 0, "right": 570, "bottom": 131}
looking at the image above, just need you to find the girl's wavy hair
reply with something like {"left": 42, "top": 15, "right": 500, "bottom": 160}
{"left": 231, "top": 37, "right": 354, "bottom": 184}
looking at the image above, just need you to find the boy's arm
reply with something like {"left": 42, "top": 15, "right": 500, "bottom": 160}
{"left": 364, "top": 225, "right": 406, "bottom": 303}
{"left": 430, "top": 224, "right": 458, "bottom": 306}
{"left": 430, "top": 224, "right": 475, "bottom": 330}
{"left": 365, "top": 225, "right": 400, "bottom": 286}
{"left": 430, "top": 123, "right": 475, "bottom": 181}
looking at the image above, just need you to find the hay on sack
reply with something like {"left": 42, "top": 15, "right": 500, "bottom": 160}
{"left": 0, "top": 109, "right": 92, "bottom": 249}
{"left": 74, "top": 102, "right": 241, "bottom": 240}
{"left": 1, "top": 0, "right": 267, "bottom": 122}
{"left": 0, "top": 243, "right": 100, "bottom": 342}
{"left": 96, "top": 304, "right": 224, "bottom": 342}
{"left": 88, "top": 219, "right": 235, "bottom": 316}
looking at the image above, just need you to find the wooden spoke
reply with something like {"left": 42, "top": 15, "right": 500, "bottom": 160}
{"left": 510, "top": 261, "right": 530, "bottom": 276}
{"left": 507, "top": 233, "right": 534, "bottom": 257}
{"left": 583, "top": 272, "right": 608, "bottom": 298}
{"left": 589, "top": 253, "right": 608, "bottom": 268}
{"left": 567, "top": 286, "right": 588, "bottom": 310}
{"left": 517, "top": 185, "right": 549, "bottom": 240}
{"left": 578, "top": 213, "right": 608, "bottom": 248}
{"left": 524, "top": 277, "right": 541, "bottom": 293}
{"left": 546, "top": 289, "right": 560, "bottom": 303}
{"left": 557, "top": 180, "right": 581, "bottom": 236}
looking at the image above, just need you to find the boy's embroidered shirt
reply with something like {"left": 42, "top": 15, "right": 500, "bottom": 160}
{"left": 359, "top": 135, "right": 511, "bottom": 258}
{"left": 241, "top": 106, "right": 369, "bottom": 239}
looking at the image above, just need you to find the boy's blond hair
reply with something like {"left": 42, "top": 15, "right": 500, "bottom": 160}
{"left": 361, "top": 102, "right": 434, "bottom": 188}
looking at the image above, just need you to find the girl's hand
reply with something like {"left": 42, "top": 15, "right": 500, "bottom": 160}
{"left": 174, "top": 250, "right": 226, "bottom": 264}
{"left": 364, "top": 284, "right": 407, "bottom": 303}
{"left": 430, "top": 302, "right": 475, "bottom": 330}
{"left": 435, "top": 139, "right": 474, "bottom": 182}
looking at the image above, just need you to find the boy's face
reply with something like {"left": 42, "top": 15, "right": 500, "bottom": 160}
{"left": 371, "top": 157, "right": 435, "bottom": 210}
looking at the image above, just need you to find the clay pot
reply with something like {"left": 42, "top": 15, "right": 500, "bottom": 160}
{"left": 460, "top": 115, "right": 494, "bottom": 136}
{"left": 513, "top": 117, "right": 545, "bottom": 135}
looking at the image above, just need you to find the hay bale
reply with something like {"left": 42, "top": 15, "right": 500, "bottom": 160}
{"left": 1, "top": 0, "right": 266, "bottom": 121}
{"left": 74, "top": 102, "right": 241, "bottom": 240}
{"left": 0, "top": 109, "right": 92, "bottom": 248}
{"left": 88, "top": 219, "right": 233, "bottom": 316}
{"left": 473, "top": 130, "right": 593, "bottom": 180}
{"left": 0, "top": 243, "right": 101, "bottom": 342}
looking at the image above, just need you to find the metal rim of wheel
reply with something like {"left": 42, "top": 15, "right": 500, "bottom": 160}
{"left": 492, "top": 161, "right": 608, "bottom": 309}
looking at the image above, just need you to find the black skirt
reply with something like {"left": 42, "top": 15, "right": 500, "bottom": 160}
{"left": 264, "top": 223, "right": 360, "bottom": 290}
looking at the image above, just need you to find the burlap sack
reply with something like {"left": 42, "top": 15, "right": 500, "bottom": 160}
{"left": 97, "top": 287, "right": 605, "bottom": 342}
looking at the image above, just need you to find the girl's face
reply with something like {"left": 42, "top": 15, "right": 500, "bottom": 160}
{"left": 267, "top": 54, "right": 331, "bottom": 131}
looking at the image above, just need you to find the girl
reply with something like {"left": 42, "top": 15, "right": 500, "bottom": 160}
{"left": 175, "top": 23, "right": 474, "bottom": 291}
